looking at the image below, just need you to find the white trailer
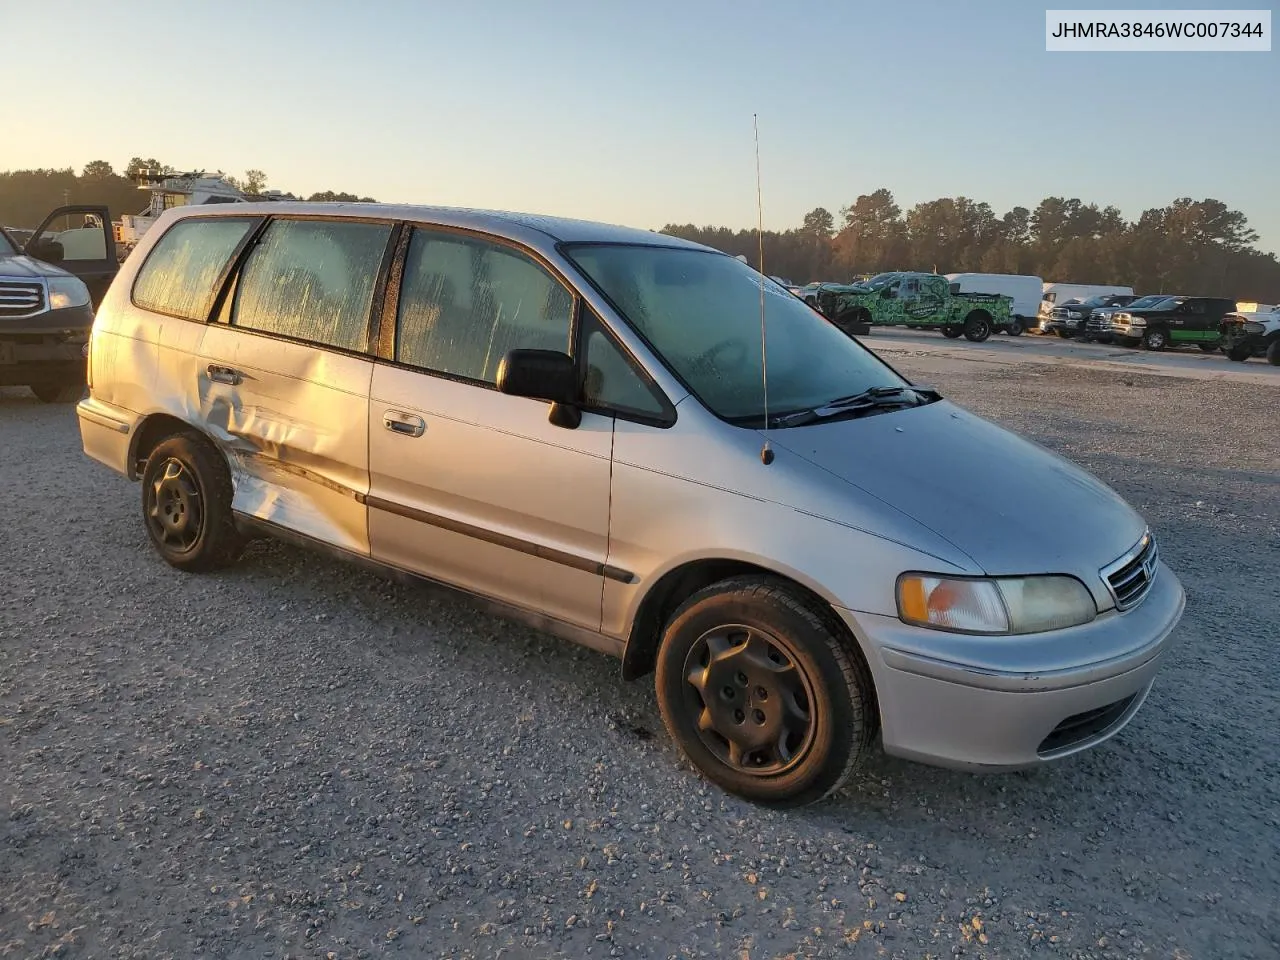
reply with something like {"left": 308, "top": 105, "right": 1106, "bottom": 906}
{"left": 945, "top": 273, "right": 1044, "bottom": 335}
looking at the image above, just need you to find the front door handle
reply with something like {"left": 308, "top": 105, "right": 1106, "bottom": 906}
{"left": 207, "top": 364, "right": 243, "bottom": 385}
{"left": 383, "top": 409, "right": 426, "bottom": 438}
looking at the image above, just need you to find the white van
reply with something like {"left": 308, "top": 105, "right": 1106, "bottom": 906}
{"left": 945, "top": 273, "right": 1043, "bottom": 335}
{"left": 1040, "top": 283, "right": 1134, "bottom": 322}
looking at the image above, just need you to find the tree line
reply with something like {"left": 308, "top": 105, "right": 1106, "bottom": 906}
{"left": 662, "top": 189, "right": 1280, "bottom": 301}
{"left": 0, "top": 159, "right": 375, "bottom": 233}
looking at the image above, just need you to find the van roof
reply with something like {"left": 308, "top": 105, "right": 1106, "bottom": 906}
{"left": 168, "top": 201, "right": 713, "bottom": 253}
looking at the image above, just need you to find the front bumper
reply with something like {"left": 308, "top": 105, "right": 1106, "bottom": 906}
{"left": 1043, "top": 320, "right": 1084, "bottom": 336}
{"left": 837, "top": 561, "right": 1185, "bottom": 770}
{"left": 0, "top": 304, "right": 93, "bottom": 386}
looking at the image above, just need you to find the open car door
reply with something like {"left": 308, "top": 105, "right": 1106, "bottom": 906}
{"left": 24, "top": 205, "right": 117, "bottom": 309}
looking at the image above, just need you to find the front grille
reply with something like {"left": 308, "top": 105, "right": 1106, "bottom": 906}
{"left": 0, "top": 279, "right": 45, "bottom": 318}
{"left": 1051, "top": 307, "right": 1068, "bottom": 320}
{"left": 1101, "top": 531, "right": 1158, "bottom": 611}
{"left": 1038, "top": 693, "right": 1139, "bottom": 755}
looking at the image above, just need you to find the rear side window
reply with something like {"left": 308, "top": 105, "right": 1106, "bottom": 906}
{"left": 231, "top": 218, "right": 393, "bottom": 353}
{"left": 395, "top": 228, "right": 573, "bottom": 383}
{"left": 133, "top": 217, "right": 256, "bottom": 321}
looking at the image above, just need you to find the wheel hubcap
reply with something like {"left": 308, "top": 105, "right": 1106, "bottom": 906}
{"left": 147, "top": 459, "right": 203, "bottom": 551}
{"left": 682, "top": 626, "right": 817, "bottom": 776}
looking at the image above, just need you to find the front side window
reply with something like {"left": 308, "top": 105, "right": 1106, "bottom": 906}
{"left": 232, "top": 218, "right": 392, "bottom": 352}
{"left": 395, "top": 228, "right": 573, "bottom": 383}
{"left": 133, "top": 217, "right": 257, "bottom": 321}
{"left": 0, "top": 229, "right": 15, "bottom": 256}
{"left": 564, "top": 244, "right": 911, "bottom": 424}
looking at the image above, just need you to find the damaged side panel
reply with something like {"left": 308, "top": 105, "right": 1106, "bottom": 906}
{"left": 196, "top": 323, "right": 373, "bottom": 555}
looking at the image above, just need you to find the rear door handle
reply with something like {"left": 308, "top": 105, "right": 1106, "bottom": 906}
{"left": 383, "top": 409, "right": 426, "bottom": 437}
{"left": 207, "top": 364, "right": 243, "bottom": 385}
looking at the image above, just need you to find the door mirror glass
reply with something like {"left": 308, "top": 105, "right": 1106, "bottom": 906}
{"left": 496, "top": 348, "right": 577, "bottom": 404}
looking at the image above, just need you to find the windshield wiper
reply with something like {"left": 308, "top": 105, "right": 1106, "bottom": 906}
{"left": 770, "top": 385, "right": 939, "bottom": 427}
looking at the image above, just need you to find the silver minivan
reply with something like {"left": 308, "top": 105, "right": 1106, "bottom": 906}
{"left": 77, "top": 203, "right": 1186, "bottom": 806}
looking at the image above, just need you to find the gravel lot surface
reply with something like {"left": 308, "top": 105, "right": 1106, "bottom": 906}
{"left": 2, "top": 357, "right": 1277, "bottom": 960}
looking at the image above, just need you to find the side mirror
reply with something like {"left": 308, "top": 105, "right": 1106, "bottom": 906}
{"left": 496, "top": 348, "right": 582, "bottom": 428}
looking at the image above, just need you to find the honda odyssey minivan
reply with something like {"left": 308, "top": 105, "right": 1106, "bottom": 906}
{"left": 77, "top": 203, "right": 1186, "bottom": 806}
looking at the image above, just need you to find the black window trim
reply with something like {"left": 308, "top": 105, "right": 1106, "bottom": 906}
{"left": 209, "top": 213, "right": 402, "bottom": 360}
{"left": 372, "top": 221, "right": 677, "bottom": 427}
{"left": 129, "top": 214, "right": 267, "bottom": 324}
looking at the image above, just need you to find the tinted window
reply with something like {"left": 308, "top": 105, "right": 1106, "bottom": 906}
{"left": 395, "top": 228, "right": 573, "bottom": 383}
{"left": 0, "top": 229, "right": 15, "bottom": 256}
{"left": 133, "top": 217, "right": 256, "bottom": 321}
{"left": 232, "top": 218, "right": 392, "bottom": 352}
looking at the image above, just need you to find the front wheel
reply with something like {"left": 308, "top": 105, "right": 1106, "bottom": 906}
{"left": 141, "top": 432, "right": 245, "bottom": 572}
{"left": 1005, "top": 319, "right": 1023, "bottom": 336}
{"left": 1227, "top": 342, "right": 1251, "bottom": 361}
{"left": 1142, "top": 328, "right": 1168, "bottom": 351}
{"left": 941, "top": 325, "right": 962, "bottom": 339}
{"left": 655, "top": 577, "right": 875, "bottom": 807}
{"left": 1198, "top": 342, "right": 1219, "bottom": 353}
{"left": 1267, "top": 339, "right": 1280, "bottom": 366}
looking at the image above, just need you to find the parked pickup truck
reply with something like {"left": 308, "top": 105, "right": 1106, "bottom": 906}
{"left": 1111, "top": 296, "right": 1237, "bottom": 352}
{"left": 813, "top": 271, "right": 1013, "bottom": 342}
{"left": 1, "top": 205, "right": 118, "bottom": 402}
{"left": 1043, "top": 293, "right": 1137, "bottom": 339}
{"left": 1083, "top": 294, "right": 1173, "bottom": 342}
{"left": 1220, "top": 305, "right": 1280, "bottom": 364}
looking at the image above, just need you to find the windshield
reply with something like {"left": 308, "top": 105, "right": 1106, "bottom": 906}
{"left": 0, "top": 228, "right": 16, "bottom": 257}
{"left": 1080, "top": 296, "right": 1109, "bottom": 307}
{"left": 1128, "top": 295, "right": 1171, "bottom": 309}
{"left": 563, "top": 244, "right": 912, "bottom": 424}
{"left": 861, "top": 272, "right": 901, "bottom": 290}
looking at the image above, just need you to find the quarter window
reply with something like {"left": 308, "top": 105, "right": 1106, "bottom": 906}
{"left": 395, "top": 228, "right": 573, "bottom": 383}
{"left": 133, "top": 217, "right": 256, "bottom": 321}
{"left": 580, "top": 308, "right": 666, "bottom": 418}
{"left": 231, "top": 218, "right": 393, "bottom": 352}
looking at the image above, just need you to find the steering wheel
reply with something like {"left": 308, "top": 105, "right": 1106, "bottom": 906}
{"left": 693, "top": 338, "right": 749, "bottom": 372}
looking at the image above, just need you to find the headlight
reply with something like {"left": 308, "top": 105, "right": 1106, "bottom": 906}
{"left": 1067, "top": 310, "right": 1083, "bottom": 319}
{"left": 1128, "top": 317, "right": 1146, "bottom": 326}
{"left": 48, "top": 276, "right": 91, "bottom": 310}
{"left": 897, "top": 574, "right": 1097, "bottom": 635}
{"left": 1243, "top": 321, "right": 1265, "bottom": 334}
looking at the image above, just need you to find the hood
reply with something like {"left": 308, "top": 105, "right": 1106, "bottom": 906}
{"left": 770, "top": 400, "right": 1146, "bottom": 579}
{"left": 0, "top": 254, "right": 74, "bottom": 280}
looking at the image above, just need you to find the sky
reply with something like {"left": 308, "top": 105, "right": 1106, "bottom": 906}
{"left": 3, "top": 0, "right": 1278, "bottom": 251}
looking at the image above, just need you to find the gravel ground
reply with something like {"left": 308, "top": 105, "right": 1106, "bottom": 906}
{"left": 1, "top": 360, "right": 1277, "bottom": 960}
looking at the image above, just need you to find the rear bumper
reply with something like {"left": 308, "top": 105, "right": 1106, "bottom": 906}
{"left": 77, "top": 396, "right": 138, "bottom": 475}
{"left": 837, "top": 562, "right": 1186, "bottom": 770}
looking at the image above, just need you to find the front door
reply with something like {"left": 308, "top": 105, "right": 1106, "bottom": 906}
{"left": 24, "top": 206, "right": 117, "bottom": 308}
{"left": 197, "top": 215, "right": 396, "bottom": 554}
{"left": 366, "top": 226, "right": 613, "bottom": 631}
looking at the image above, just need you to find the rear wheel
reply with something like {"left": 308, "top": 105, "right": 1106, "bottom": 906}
{"left": 655, "top": 577, "right": 875, "bottom": 807}
{"left": 1142, "top": 328, "right": 1168, "bottom": 351}
{"left": 1005, "top": 319, "right": 1024, "bottom": 336}
{"left": 141, "top": 432, "right": 245, "bottom": 572}
{"left": 30, "top": 382, "right": 84, "bottom": 403}
{"left": 1197, "top": 342, "right": 1219, "bottom": 353}
{"left": 963, "top": 313, "right": 991, "bottom": 342}
{"left": 1267, "top": 339, "right": 1280, "bottom": 366}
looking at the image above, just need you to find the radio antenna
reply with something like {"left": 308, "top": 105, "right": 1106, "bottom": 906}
{"left": 754, "top": 114, "right": 774, "bottom": 466}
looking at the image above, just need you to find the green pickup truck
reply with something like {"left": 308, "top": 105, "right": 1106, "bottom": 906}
{"left": 811, "top": 271, "right": 1014, "bottom": 343}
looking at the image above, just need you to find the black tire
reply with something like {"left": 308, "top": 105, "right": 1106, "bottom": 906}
{"left": 1055, "top": 329, "right": 1071, "bottom": 339}
{"left": 963, "top": 312, "right": 991, "bottom": 342}
{"left": 1142, "top": 327, "right": 1168, "bottom": 351}
{"left": 140, "top": 432, "right": 245, "bottom": 572}
{"left": 1005, "top": 319, "right": 1024, "bottom": 336}
{"left": 30, "top": 382, "right": 84, "bottom": 403}
{"left": 941, "top": 325, "right": 962, "bottom": 339}
{"left": 1197, "top": 342, "right": 1219, "bottom": 353}
{"left": 1267, "top": 339, "right": 1280, "bottom": 366}
{"left": 654, "top": 576, "right": 875, "bottom": 807}
{"left": 1227, "top": 342, "right": 1251, "bottom": 362}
